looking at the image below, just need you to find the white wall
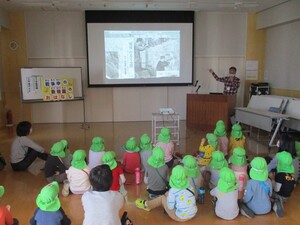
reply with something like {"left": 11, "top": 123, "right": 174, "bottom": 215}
{"left": 264, "top": 20, "right": 300, "bottom": 89}
{"left": 25, "top": 11, "right": 247, "bottom": 123}
{"left": 257, "top": 0, "right": 300, "bottom": 29}
{"left": 257, "top": 1, "right": 300, "bottom": 91}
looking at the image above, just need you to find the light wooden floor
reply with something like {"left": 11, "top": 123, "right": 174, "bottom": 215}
{"left": 0, "top": 122, "right": 299, "bottom": 225}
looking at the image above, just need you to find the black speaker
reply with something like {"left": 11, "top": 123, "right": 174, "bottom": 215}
{"left": 250, "top": 83, "right": 270, "bottom": 97}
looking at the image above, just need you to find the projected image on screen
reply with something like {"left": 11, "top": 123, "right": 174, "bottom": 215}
{"left": 86, "top": 10, "right": 194, "bottom": 87}
{"left": 104, "top": 31, "right": 180, "bottom": 80}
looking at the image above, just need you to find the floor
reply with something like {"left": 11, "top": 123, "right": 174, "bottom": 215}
{"left": 0, "top": 121, "right": 299, "bottom": 225}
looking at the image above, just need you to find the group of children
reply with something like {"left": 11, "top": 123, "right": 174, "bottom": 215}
{"left": 135, "top": 120, "right": 299, "bottom": 222}
{"left": 0, "top": 120, "right": 299, "bottom": 224}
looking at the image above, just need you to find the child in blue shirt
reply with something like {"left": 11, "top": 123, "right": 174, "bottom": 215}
{"left": 240, "top": 157, "right": 283, "bottom": 218}
{"left": 30, "top": 181, "right": 71, "bottom": 225}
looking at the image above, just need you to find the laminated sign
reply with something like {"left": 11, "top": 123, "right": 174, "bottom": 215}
{"left": 42, "top": 77, "right": 74, "bottom": 101}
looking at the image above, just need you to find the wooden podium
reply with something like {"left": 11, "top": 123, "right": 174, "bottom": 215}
{"left": 186, "top": 94, "right": 236, "bottom": 131}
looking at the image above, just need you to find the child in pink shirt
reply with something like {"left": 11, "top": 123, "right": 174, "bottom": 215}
{"left": 214, "top": 120, "right": 229, "bottom": 157}
{"left": 228, "top": 147, "right": 249, "bottom": 200}
{"left": 155, "top": 127, "right": 175, "bottom": 168}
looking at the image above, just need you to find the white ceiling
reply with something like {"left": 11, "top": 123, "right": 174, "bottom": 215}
{"left": 0, "top": 0, "right": 289, "bottom": 12}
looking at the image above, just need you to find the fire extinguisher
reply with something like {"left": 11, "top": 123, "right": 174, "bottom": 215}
{"left": 6, "top": 110, "right": 13, "bottom": 126}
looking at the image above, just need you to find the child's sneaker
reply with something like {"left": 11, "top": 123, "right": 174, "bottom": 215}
{"left": 135, "top": 199, "right": 150, "bottom": 211}
{"left": 239, "top": 202, "right": 255, "bottom": 219}
{"left": 273, "top": 199, "right": 284, "bottom": 217}
{"left": 62, "top": 179, "right": 70, "bottom": 197}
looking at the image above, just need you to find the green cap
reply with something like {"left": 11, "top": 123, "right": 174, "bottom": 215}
{"left": 90, "top": 137, "right": 105, "bottom": 152}
{"left": 124, "top": 137, "right": 140, "bottom": 152}
{"left": 206, "top": 133, "right": 218, "bottom": 148}
{"left": 61, "top": 140, "right": 68, "bottom": 149}
{"left": 231, "top": 124, "right": 243, "bottom": 139}
{"left": 147, "top": 146, "right": 165, "bottom": 168}
{"left": 0, "top": 186, "right": 4, "bottom": 197}
{"left": 231, "top": 147, "right": 247, "bottom": 166}
{"left": 50, "top": 141, "right": 66, "bottom": 158}
{"left": 209, "top": 151, "right": 228, "bottom": 170}
{"left": 71, "top": 149, "right": 87, "bottom": 169}
{"left": 102, "top": 151, "right": 117, "bottom": 170}
{"left": 217, "top": 167, "right": 238, "bottom": 193}
{"left": 182, "top": 155, "right": 200, "bottom": 178}
{"left": 36, "top": 181, "right": 60, "bottom": 212}
{"left": 277, "top": 151, "right": 294, "bottom": 173}
{"left": 214, "top": 120, "right": 227, "bottom": 137}
{"left": 157, "top": 128, "right": 170, "bottom": 143}
{"left": 250, "top": 157, "right": 268, "bottom": 181}
{"left": 169, "top": 165, "right": 189, "bottom": 190}
{"left": 139, "top": 134, "right": 152, "bottom": 151}
{"left": 60, "top": 139, "right": 70, "bottom": 156}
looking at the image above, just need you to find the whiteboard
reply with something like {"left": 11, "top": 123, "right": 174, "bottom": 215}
{"left": 20, "top": 67, "right": 83, "bottom": 102}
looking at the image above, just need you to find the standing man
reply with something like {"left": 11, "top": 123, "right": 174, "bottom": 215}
{"left": 209, "top": 67, "right": 240, "bottom": 95}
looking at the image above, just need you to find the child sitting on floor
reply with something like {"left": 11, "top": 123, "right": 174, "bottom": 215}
{"left": 228, "top": 124, "right": 246, "bottom": 157}
{"left": 267, "top": 134, "right": 299, "bottom": 181}
{"left": 240, "top": 157, "right": 283, "bottom": 218}
{"left": 0, "top": 186, "right": 19, "bottom": 225}
{"left": 65, "top": 149, "right": 91, "bottom": 195}
{"left": 206, "top": 151, "right": 228, "bottom": 189}
{"left": 135, "top": 165, "right": 197, "bottom": 222}
{"left": 214, "top": 120, "right": 229, "bottom": 157}
{"left": 139, "top": 133, "right": 153, "bottom": 173}
{"left": 272, "top": 151, "right": 296, "bottom": 205}
{"left": 210, "top": 167, "right": 239, "bottom": 220}
{"left": 182, "top": 155, "right": 204, "bottom": 201}
{"left": 145, "top": 146, "right": 169, "bottom": 199}
{"left": 198, "top": 133, "right": 218, "bottom": 167}
{"left": 81, "top": 165, "right": 127, "bottom": 225}
{"left": 88, "top": 137, "right": 106, "bottom": 170}
{"left": 102, "top": 151, "right": 126, "bottom": 192}
{"left": 122, "top": 137, "right": 141, "bottom": 174}
{"left": 60, "top": 140, "right": 72, "bottom": 169}
{"left": 155, "top": 127, "right": 176, "bottom": 168}
{"left": 44, "top": 141, "right": 70, "bottom": 183}
{"left": 228, "top": 147, "right": 249, "bottom": 200}
{"left": 30, "top": 181, "right": 71, "bottom": 225}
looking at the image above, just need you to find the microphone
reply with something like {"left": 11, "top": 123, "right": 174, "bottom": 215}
{"left": 194, "top": 80, "right": 198, "bottom": 87}
{"left": 196, "top": 85, "right": 201, "bottom": 93}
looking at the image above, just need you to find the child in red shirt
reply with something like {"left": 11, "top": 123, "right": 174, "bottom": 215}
{"left": 0, "top": 186, "right": 19, "bottom": 225}
{"left": 102, "top": 151, "right": 126, "bottom": 191}
{"left": 122, "top": 137, "right": 141, "bottom": 174}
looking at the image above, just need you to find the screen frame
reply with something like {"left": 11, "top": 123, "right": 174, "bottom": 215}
{"left": 85, "top": 10, "right": 195, "bottom": 87}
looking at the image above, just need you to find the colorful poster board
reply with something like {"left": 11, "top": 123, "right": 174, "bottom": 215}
{"left": 42, "top": 78, "right": 74, "bottom": 101}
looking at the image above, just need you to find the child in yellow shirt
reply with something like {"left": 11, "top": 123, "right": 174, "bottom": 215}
{"left": 228, "top": 124, "right": 246, "bottom": 157}
{"left": 198, "top": 133, "right": 218, "bottom": 166}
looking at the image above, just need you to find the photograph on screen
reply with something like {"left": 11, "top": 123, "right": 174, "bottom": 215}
{"left": 104, "top": 30, "right": 180, "bottom": 80}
